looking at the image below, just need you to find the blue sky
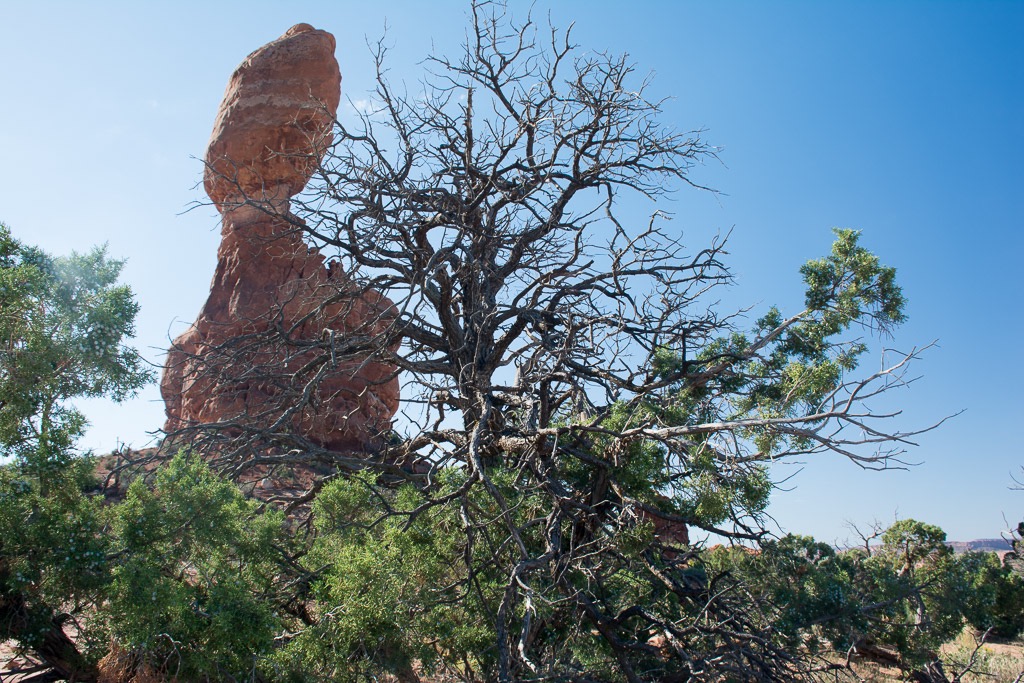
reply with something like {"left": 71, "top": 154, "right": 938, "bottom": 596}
{"left": 1, "top": 1, "right": 1021, "bottom": 543}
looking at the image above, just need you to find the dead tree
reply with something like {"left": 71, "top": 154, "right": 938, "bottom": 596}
{"left": 161, "top": 2, "right": 940, "bottom": 679}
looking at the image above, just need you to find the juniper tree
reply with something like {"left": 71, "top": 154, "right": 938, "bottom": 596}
{"left": 0, "top": 223, "right": 151, "bottom": 679}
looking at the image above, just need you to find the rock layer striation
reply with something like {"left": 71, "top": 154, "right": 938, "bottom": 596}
{"left": 161, "top": 24, "right": 399, "bottom": 451}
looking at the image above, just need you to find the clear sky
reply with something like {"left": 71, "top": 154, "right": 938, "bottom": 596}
{"left": 1, "top": 1, "right": 1021, "bottom": 543}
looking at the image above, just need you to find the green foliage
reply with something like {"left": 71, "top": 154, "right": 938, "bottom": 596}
{"left": 724, "top": 536, "right": 858, "bottom": 649}
{"left": 880, "top": 518, "right": 948, "bottom": 569}
{"left": 621, "top": 230, "right": 911, "bottom": 546}
{"left": 713, "top": 519, "right": 1024, "bottom": 673}
{"left": 549, "top": 229, "right": 905, "bottom": 548}
{"left": 277, "top": 465, "right": 704, "bottom": 681}
{"left": 0, "top": 448, "right": 290, "bottom": 680}
{"left": 659, "top": 229, "right": 908, "bottom": 459}
{"left": 568, "top": 397, "right": 774, "bottom": 533}
{"left": 0, "top": 223, "right": 151, "bottom": 481}
{"left": 959, "top": 550, "right": 1024, "bottom": 640}
{"left": 857, "top": 521, "right": 969, "bottom": 664}
{"left": 801, "top": 228, "right": 906, "bottom": 332}
{"left": 276, "top": 470, "right": 505, "bottom": 681}
{"left": 0, "top": 457, "right": 112, "bottom": 661}
{"left": 0, "top": 225, "right": 152, "bottom": 674}
{"left": 105, "top": 452, "right": 286, "bottom": 680}
{"left": 297, "top": 477, "right": 1016, "bottom": 679}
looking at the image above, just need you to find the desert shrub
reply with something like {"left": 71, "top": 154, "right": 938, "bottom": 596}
{"left": 104, "top": 452, "right": 287, "bottom": 680}
{"left": 959, "top": 550, "right": 1024, "bottom": 640}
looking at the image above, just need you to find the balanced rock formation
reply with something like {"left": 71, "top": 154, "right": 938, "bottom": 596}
{"left": 161, "top": 24, "right": 399, "bottom": 451}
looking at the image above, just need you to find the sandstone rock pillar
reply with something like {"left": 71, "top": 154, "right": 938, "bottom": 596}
{"left": 161, "top": 24, "right": 399, "bottom": 451}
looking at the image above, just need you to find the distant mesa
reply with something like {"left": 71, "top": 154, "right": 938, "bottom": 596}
{"left": 160, "top": 24, "right": 399, "bottom": 452}
{"left": 947, "top": 538, "right": 1013, "bottom": 558}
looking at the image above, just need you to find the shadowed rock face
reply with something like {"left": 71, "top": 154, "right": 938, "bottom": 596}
{"left": 161, "top": 24, "right": 399, "bottom": 452}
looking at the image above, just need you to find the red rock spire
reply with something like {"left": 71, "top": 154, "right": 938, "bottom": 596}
{"left": 161, "top": 25, "right": 399, "bottom": 451}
